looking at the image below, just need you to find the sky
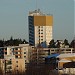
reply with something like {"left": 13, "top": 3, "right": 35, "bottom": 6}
{"left": 0, "top": 0, "right": 74, "bottom": 42}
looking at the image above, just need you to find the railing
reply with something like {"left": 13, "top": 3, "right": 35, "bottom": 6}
{"left": 31, "top": 48, "right": 75, "bottom": 64}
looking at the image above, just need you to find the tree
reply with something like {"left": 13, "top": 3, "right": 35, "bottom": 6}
{"left": 64, "top": 39, "right": 69, "bottom": 45}
{"left": 48, "top": 39, "right": 56, "bottom": 48}
{"left": 55, "top": 40, "right": 60, "bottom": 48}
{"left": 70, "top": 39, "right": 75, "bottom": 48}
{"left": 0, "top": 40, "right": 4, "bottom": 47}
{"left": 22, "top": 39, "right": 28, "bottom": 44}
{"left": 2, "top": 37, "right": 28, "bottom": 46}
{"left": 9, "top": 36, "right": 14, "bottom": 46}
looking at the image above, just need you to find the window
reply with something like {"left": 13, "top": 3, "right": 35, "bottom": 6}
{"left": 15, "top": 52, "right": 18, "bottom": 54}
{"left": 41, "top": 36, "right": 43, "bottom": 37}
{"left": 24, "top": 52, "right": 26, "bottom": 54}
{"left": 16, "top": 61, "right": 18, "bottom": 63}
{"left": 41, "top": 33, "right": 43, "bottom": 34}
{"left": 15, "top": 48, "right": 18, "bottom": 50}
{"left": 16, "top": 70, "right": 18, "bottom": 72}
{"left": 24, "top": 56, "right": 26, "bottom": 58}
{"left": 39, "top": 29, "right": 40, "bottom": 31}
{"left": 7, "top": 61, "right": 12, "bottom": 64}
{"left": 41, "top": 39, "right": 43, "bottom": 40}
{"left": 16, "top": 65, "right": 18, "bottom": 67}
{"left": 25, "top": 60, "right": 26, "bottom": 62}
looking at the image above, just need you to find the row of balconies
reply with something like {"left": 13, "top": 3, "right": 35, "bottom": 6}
{"left": 4, "top": 50, "right": 22, "bottom": 52}
{"left": 30, "top": 48, "right": 75, "bottom": 63}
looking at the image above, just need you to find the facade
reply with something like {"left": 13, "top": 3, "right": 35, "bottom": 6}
{"left": 28, "top": 9, "right": 53, "bottom": 47}
{"left": 0, "top": 44, "right": 33, "bottom": 74}
{"left": 30, "top": 48, "right": 75, "bottom": 64}
{"left": 57, "top": 53, "right": 75, "bottom": 74}
{"left": 0, "top": 43, "right": 75, "bottom": 74}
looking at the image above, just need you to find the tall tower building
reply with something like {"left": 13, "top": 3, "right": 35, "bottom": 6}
{"left": 28, "top": 9, "right": 53, "bottom": 47}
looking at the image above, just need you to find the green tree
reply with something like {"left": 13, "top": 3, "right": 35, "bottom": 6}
{"left": 22, "top": 39, "right": 28, "bottom": 44}
{"left": 64, "top": 39, "right": 69, "bottom": 45}
{"left": 70, "top": 39, "right": 75, "bottom": 48}
{"left": 9, "top": 36, "right": 14, "bottom": 46}
{"left": 0, "top": 40, "right": 4, "bottom": 47}
{"left": 48, "top": 39, "right": 55, "bottom": 48}
{"left": 55, "top": 40, "right": 60, "bottom": 48}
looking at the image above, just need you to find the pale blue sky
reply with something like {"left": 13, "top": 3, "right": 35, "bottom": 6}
{"left": 0, "top": 0, "right": 74, "bottom": 42}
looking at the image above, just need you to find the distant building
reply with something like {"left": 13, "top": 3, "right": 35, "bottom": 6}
{"left": 57, "top": 53, "right": 75, "bottom": 74}
{"left": 30, "top": 47, "right": 75, "bottom": 64}
{"left": 28, "top": 9, "right": 53, "bottom": 47}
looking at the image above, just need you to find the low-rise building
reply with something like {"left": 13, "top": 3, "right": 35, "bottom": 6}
{"left": 0, "top": 44, "right": 34, "bottom": 74}
{"left": 30, "top": 48, "right": 75, "bottom": 64}
{"left": 57, "top": 53, "right": 75, "bottom": 74}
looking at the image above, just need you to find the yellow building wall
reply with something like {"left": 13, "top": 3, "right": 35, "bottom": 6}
{"left": 59, "top": 62, "right": 68, "bottom": 68}
{"left": 34, "top": 16, "right": 53, "bottom": 26}
{"left": 60, "top": 57, "right": 75, "bottom": 61}
{"left": 46, "top": 16, "right": 53, "bottom": 26}
{"left": 59, "top": 57, "right": 75, "bottom": 68}
{"left": 12, "top": 59, "right": 25, "bottom": 72}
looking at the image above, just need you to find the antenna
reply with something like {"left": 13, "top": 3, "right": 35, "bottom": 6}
{"left": 36, "top": 0, "right": 37, "bottom": 10}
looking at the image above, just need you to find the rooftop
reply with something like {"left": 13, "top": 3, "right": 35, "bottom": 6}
{"left": 57, "top": 53, "right": 75, "bottom": 58}
{"left": 29, "top": 9, "right": 52, "bottom": 16}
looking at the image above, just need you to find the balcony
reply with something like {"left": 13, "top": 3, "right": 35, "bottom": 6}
{"left": 14, "top": 50, "right": 21, "bottom": 52}
{"left": 15, "top": 54, "right": 22, "bottom": 56}
{"left": 6, "top": 61, "right": 12, "bottom": 65}
{"left": 6, "top": 65, "right": 12, "bottom": 69}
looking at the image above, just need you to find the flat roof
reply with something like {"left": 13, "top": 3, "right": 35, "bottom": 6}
{"left": 57, "top": 53, "right": 75, "bottom": 58}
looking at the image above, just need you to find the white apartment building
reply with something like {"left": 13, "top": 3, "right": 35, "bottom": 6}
{"left": 28, "top": 9, "right": 53, "bottom": 47}
{"left": 0, "top": 44, "right": 33, "bottom": 73}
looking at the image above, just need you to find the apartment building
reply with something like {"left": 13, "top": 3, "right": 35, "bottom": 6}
{"left": 0, "top": 44, "right": 33, "bottom": 73}
{"left": 0, "top": 44, "right": 75, "bottom": 74}
{"left": 30, "top": 48, "right": 75, "bottom": 64}
{"left": 57, "top": 53, "right": 75, "bottom": 74}
{"left": 28, "top": 9, "right": 53, "bottom": 47}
